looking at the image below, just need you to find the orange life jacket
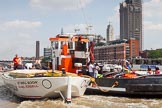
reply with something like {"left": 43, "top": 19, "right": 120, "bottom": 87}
{"left": 13, "top": 57, "right": 20, "bottom": 65}
{"left": 123, "top": 73, "right": 137, "bottom": 78}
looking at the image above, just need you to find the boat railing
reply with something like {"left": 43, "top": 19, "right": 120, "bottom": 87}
{"left": 140, "top": 64, "right": 156, "bottom": 69}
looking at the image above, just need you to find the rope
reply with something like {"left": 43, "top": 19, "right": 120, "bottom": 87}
{"left": 93, "top": 81, "right": 119, "bottom": 92}
{"left": 80, "top": 75, "right": 119, "bottom": 93}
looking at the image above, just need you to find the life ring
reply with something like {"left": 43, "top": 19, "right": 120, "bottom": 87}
{"left": 42, "top": 79, "right": 52, "bottom": 89}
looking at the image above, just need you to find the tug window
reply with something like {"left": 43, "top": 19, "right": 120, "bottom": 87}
{"left": 61, "top": 41, "right": 64, "bottom": 49}
{"left": 68, "top": 41, "right": 73, "bottom": 49}
{"left": 76, "top": 41, "right": 86, "bottom": 51}
{"left": 55, "top": 41, "right": 58, "bottom": 49}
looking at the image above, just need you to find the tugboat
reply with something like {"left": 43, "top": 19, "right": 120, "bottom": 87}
{"left": 2, "top": 34, "right": 93, "bottom": 103}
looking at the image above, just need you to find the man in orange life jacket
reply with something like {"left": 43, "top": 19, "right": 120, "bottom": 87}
{"left": 13, "top": 54, "right": 21, "bottom": 70}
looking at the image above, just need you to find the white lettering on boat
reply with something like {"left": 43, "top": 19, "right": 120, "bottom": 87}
{"left": 17, "top": 81, "right": 39, "bottom": 88}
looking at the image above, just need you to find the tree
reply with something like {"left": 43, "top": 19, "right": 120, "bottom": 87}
{"left": 148, "top": 49, "right": 162, "bottom": 59}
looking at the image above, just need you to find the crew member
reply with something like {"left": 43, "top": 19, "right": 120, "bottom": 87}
{"left": 155, "top": 67, "right": 160, "bottom": 74}
{"left": 13, "top": 54, "right": 21, "bottom": 70}
{"left": 88, "top": 60, "right": 95, "bottom": 77}
{"left": 77, "top": 36, "right": 86, "bottom": 51}
{"left": 147, "top": 67, "right": 153, "bottom": 74}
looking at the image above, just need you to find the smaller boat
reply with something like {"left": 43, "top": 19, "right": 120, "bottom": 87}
{"left": 2, "top": 33, "right": 93, "bottom": 103}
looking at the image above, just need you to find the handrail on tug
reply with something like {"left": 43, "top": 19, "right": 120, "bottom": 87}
{"left": 81, "top": 75, "right": 119, "bottom": 93}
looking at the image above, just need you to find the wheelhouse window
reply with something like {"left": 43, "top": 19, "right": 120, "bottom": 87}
{"left": 68, "top": 41, "right": 73, "bottom": 50}
{"left": 54, "top": 41, "right": 58, "bottom": 49}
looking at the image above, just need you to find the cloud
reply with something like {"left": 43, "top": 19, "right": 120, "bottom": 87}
{"left": 107, "top": 5, "right": 120, "bottom": 39}
{"left": 0, "top": 41, "right": 36, "bottom": 60}
{"left": 17, "top": 33, "right": 32, "bottom": 39}
{"left": 0, "top": 20, "right": 42, "bottom": 59}
{"left": 143, "top": 0, "right": 162, "bottom": 17}
{"left": 29, "top": 0, "right": 93, "bottom": 11}
{"left": 0, "top": 20, "right": 42, "bottom": 30}
{"left": 144, "top": 21, "right": 162, "bottom": 30}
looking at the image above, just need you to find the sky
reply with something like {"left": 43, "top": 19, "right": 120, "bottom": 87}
{"left": 0, "top": 0, "right": 162, "bottom": 60}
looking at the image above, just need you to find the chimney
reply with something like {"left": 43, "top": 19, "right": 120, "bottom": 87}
{"left": 36, "top": 41, "right": 40, "bottom": 60}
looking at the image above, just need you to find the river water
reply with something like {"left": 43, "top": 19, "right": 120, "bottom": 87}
{"left": 1, "top": 65, "right": 162, "bottom": 108}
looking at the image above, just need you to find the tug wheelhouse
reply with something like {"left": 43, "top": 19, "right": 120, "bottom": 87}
{"left": 49, "top": 34, "right": 90, "bottom": 73}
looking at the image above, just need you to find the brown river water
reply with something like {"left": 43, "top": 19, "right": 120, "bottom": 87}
{"left": 1, "top": 72, "right": 162, "bottom": 108}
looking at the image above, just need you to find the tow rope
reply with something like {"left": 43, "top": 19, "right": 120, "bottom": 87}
{"left": 93, "top": 80, "right": 119, "bottom": 92}
{"left": 81, "top": 75, "right": 119, "bottom": 92}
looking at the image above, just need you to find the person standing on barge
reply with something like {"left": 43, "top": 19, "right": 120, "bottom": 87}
{"left": 13, "top": 54, "right": 21, "bottom": 70}
{"left": 88, "top": 60, "right": 95, "bottom": 77}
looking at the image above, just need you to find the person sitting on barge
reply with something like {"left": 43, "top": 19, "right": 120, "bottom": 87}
{"left": 147, "top": 67, "right": 153, "bottom": 74}
{"left": 155, "top": 67, "right": 160, "bottom": 74}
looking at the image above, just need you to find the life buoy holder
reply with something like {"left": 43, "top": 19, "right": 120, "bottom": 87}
{"left": 42, "top": 79, "right": 52, "bottom": 89}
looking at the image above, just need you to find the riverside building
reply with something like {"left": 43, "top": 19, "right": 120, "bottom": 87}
{"left": 94, "top": 38, "right": 139, "bottom": 63}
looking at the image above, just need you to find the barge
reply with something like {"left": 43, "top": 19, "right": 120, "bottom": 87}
{"left": 86, "top": 74, "right": 162, "bottom": 96}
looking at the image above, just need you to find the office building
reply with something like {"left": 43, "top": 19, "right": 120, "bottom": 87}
{"left": 120, "top": 0, "right": 143, "bottom": 51}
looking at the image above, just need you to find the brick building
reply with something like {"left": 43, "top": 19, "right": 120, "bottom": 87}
{"left": 94, "top": 38, "right": 139, "bottom": 62}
